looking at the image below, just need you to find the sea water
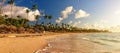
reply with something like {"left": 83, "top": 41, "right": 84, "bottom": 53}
{"left": 38, "top": 33, "right": 120, "bottom": 53}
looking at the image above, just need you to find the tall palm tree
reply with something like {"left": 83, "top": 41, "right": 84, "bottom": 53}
{"left": 32, "top": 4, "right": 39, "bottom": 25}
{"left": 44, "top": 15, "right": 53, "bottom": 24}
{"left": 44, "top": 15, "right": 52, "bottom": 19}
{"left": 4, "top": 14, "right": 8, "bottom": 18}
{"left": 0, "top": 0, "right": 6, "bottom": 15}
{"left": 32, "top": 4, "right": 37, "bottom": 11}
{"left": 35, "top": 15, "right": 40, "bottom": 25}
{"left": 8, "top": 0, "right": 14, "bottom": 18}
{"left": 26, "top": 9, "right": 30, "bottom": 19}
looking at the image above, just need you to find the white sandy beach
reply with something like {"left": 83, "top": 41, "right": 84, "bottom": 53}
{"left": 0, "top": 33, "right": 67, "bottom": 53}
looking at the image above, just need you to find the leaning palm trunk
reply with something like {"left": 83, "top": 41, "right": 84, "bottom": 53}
{"left": 0, "top": 2, "right": 4, "bottom": 15}
{"left": 10, "top": 5, "right": 13, "bottom": 18}
{"left": 0, "top": 3, "right": 3, "bottom": 15}
{"left": 26, "top": 13, "right": 28, "bottom": 21}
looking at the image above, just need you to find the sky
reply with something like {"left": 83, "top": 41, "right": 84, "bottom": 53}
{"left": 1, "top": 0, "right": 120, "bottom": 32}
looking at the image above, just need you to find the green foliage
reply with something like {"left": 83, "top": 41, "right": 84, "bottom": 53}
{"left": 8, "top": 0, "right": 14, "bottom": 4}
{"left": 32, "top": 4, "right": 38, "bottom": 10}
{"left": 0, "top": 16, "right": 29, "bottom": 27}
{"left": 0, "top": 17, "right": 5, "bottom": 24}
{"left": 26, "top": 9, "right": 30, "bottom": 13}
{"left": 44, "top": 15, "right": 53, "bottom": 19}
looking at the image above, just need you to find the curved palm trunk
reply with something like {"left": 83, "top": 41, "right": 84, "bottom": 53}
{"left": 21, "top": 19, "right": 25, "bottom": 27}
{"left": 35, "top": 19, "right": 39, "bottom": 27}
{"left": 0, "top": 2, "right": 4, "bottom": 15}
{"left": 11, "top": 5, "right": 13, "bottom": 18}
{"left": 27, "top": 13, "right": 28, "bottom": 19}
{"left": 0, "top": 4, "right": 2, "bottom": 15}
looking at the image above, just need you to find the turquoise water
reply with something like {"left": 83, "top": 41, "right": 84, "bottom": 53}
{"left": 38, "top": 33, "right": 120, "bottom": 53}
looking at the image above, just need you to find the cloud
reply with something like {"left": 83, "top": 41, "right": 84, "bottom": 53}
{"left": 1, "top": 4, "right": 40, "bottom": 21}
{"left": 114, "top": 10, "right": 120, "bottom": 15}
{"left": 108, "top": 25, "right": 120, "bottom": 32}
{"left": 68, "top": 21, "right": 73, "bottom": 24}
{"left": 56, "top": 6, "right": 73, "bottom": 23}
{"left": 56, "top": 17, "right": 64, "bottom": 23}
{"left": 72, "top": 21, "right": 81, "bottom": 27}
{"left": 75, "top": 9, "right": 90, "bottom": 19}
{"left": 81, "top": 20, "right": 109, "bottom": 30}
{"left": 56, "top": 6, "right": 90, "bottom": 23}
{"left": 61, "top": 6, "right": 73, "bottom": 18}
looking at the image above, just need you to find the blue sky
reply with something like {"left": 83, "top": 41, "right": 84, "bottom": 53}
{"left": 2, "top": 0, "right": 120, "bottom": 32}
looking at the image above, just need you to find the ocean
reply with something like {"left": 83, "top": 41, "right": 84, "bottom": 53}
{"left": 38, "top": 33, "right": 120, "bottom": 53}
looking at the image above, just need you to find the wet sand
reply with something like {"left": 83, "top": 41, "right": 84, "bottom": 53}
{"left": 39, "top": 33, "right": 120, "bottom": 53}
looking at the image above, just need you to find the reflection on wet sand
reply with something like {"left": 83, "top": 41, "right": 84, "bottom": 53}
{"left": 39, "top": 33, "right": 120, "bottom": 53}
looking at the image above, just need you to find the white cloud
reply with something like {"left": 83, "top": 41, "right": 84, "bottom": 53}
{"left": 56, "top": 17, "right": 64, "bottom": 23}
{"left": 108, "top": 26, "right": 120, "bottom": 32}
{"left": 68, "top": 21, "right": 73, "bottom": 24}
{"left": 72, "top": 21, "right": 81, "bottom": 27}
{"left": 56, "top": 7, "right": 90, "bottom": 23}
{"left": 81, "top": 20, "right": 109, "bottom": 30}
{"left": 1, "top": 4, "right": 40, "bottom": 21}
{"left": 114, "top": 10, "right": 120, "bottom": 15}
{"left": 75, "top": 9, "right": 90, "bottom": 19}
{"left": 61, "top": 6, "right": 73, "bottom": 18}
{"left": 56, "top": 6, "right": 74, "bottom": 23}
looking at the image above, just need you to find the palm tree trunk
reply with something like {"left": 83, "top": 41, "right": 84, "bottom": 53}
{"left": 35, "top": 20, "right": 38, "bottom": 26}
{"left": 22, "top": 19, "right": 25, "bottom": 27}
{"left": 11, "top": 5, "right": 13, "bottom": 18}
{"left": 0, "top": 2, "right": 3, "bottom": 15}
{"left": 27, "top": 14, "right": 28, "bottom": 19}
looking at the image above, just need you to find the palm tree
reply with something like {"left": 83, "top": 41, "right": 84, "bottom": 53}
{"left": 26, "top": 9, "right": 30, "bottom": 19}
{"left": 62, "top": 23, "right": 65, "bottom": 29}
{"left": 35, "top": 15, "right": 40, "bottom": 25}
{"left": 0, "top": 0, "right": 6, "bottom": 15}
{"left": 32, "top": 4, "right": 37, "bottom": 11}
{"left": 4, "top": 15, "right": 8, "bottom": 18}
{"left": 44, "top": 15, "right": 52, "bottom": 19}
{"left": 8, "top": 0, "right": 14, "bottom": 18}
{"left": 41, "top": 22, "right": 44, "bottom": 26}
{"left": 32, "top": 4, "right": 39, "bottom": 25}
{"left": 44, "top": 15, "right": 53, "bottom": 24}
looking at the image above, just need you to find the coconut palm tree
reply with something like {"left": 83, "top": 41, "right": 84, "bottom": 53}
{"left": 44, "top": 15, "right": 53, "bottom": 25}
{"left": 8, "top": 0, "right": 14, "bottom": 18}
{"left": 4, "top": 15, "right": 8, "bottom": 18}
{"left": 44, "top": 15, "right": 52, "bottom": 19}
{"left": 32, "top": 4, "right": 37, "bottom": 11}
{"left": 62, "top": 23, "right": 65, "bottom": 29}
{"left": 35, "top": 15, "right": 40, "bottom": 25}
{"left": 0, "top": 0, "right": 6, "bottom": 15}
{"left": 26, "top": 9, "right": 30, "bottom": 19}
{"left": 32, "top": 4, "right": 40, "bottom": 25}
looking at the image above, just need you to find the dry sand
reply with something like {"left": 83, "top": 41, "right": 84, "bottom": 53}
{"left": 0, "top": 33, "right": 68, "bottom": 53}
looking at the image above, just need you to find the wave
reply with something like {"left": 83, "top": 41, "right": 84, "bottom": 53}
{"left": 100, "top": 39, "right": 120, "bottom": 42}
